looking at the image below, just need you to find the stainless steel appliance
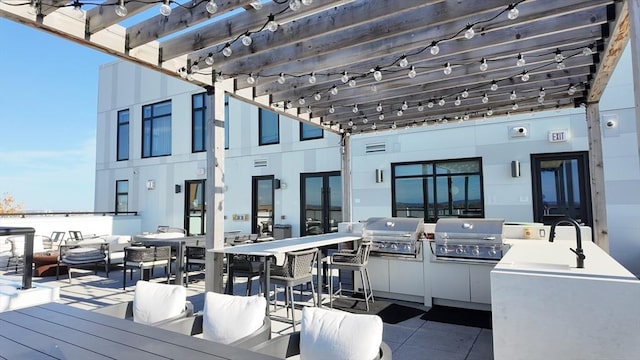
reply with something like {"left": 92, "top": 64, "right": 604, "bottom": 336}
{"left": 363, "top": 217, "right": 423, "bottom": 258}
{"left": 433, "top": 218, "right": 505, "bottom": 262}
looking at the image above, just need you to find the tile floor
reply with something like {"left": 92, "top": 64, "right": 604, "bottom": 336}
{"left": 0, "top": 247, "right": 493, "bottom": 360}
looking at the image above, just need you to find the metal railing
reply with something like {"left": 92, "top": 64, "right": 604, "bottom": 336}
{"left": 0, "top": 226, "right": 35, "bottom": 289}
{"left": 0, "top": 211, "right": 138, "bottom": 218}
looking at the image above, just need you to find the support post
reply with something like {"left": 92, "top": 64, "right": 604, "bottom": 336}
{"left": 630, "top": 0, "right": 640, "bottom": 163}
{"left": 585, "top": 102, "right": 610, "bottom": 252}
{"left": 340, "top": 134, "right": 352, "bottom": 222}
{"left": 204, "top": 85, "right": 226, "bottom": 293}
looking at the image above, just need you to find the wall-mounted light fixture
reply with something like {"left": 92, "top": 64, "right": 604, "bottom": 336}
{"left": 146, "top": 180, "right": 155, "bottom": 190}
{"left": 274, "top": 178, "right": 281, "bottom": 189}
{"left": 375, "top": 169, "right": 384, "bottom": 183}
{"left": 511, "top": 160, "right": 521, "bottom": 178}
{"left": 175, "top": 184, "right": 182, "bottom": 193}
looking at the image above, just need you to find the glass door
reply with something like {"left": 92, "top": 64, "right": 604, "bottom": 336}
{"left": 184, "top": 180, "right": 206, "bottom": 235}
{"left": 252, "top": 176, "right": 274, "bottom": 237}
{"left": 531, "top": 152, "right": 592, "bottom": 226}
{"left": 300, "top": 171, "right": 342, "bottom": 236}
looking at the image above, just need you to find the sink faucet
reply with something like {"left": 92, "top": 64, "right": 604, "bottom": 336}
{"left": 549, "top": 218, "right": 585, "bottom": 268}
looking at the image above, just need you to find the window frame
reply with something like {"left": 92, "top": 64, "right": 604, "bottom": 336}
{"left": 258, "top": 108, "right": 280, "bottom": 146}
{"left": 142, "top": 100, "right": 172, "bottom": 158}
{"left": 116, "top": 109, "right": 129, "bottom": 161}
{"left": 224, "top": 95, "right": 229, "bottom": 149}
{"left": 299, "top": 122, "right": 324, "bottom": 141}
{"left": 115, "top": 180, "right": 129, "bottom": 214}
{"left": 192, "top": 93, "right": 207, "bottom": 153}
{"left": 391, "top": 157, "right": 485, "bottom": 223}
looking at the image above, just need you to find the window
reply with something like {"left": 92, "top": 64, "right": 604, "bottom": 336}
{"left": 142, "top": 100, "right": 171, "bottom": 158}
{"left": 300, "top": 122, "right": 323, "bottom": 141}
{"left": 259, "top": 108, "right": 279, "bottom": 145}
{"left": 117, "top": 109, "right": 129, "bottom": 161}
{"left": 192, "top": 93, "right": 206, "bottom": 153}
{"left": 115, "top": 180, "right": 128, "bottom": 213}
{"left": 224, "top": 95, "right": 229, "bottom": 149}
{"left": 392, "top": 158, "right": 484, "bottom": 222}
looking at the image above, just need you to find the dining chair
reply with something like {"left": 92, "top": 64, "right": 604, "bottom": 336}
{"left": 68, "top": 230, "right": 84, "bottom": 242}
{"left": 329, "top": 240, "right": 374, "bottom": 311}
{"left": 251, "top": 306, "right": 390, "bottom": 360}
{"left": 95, "top": 280, "right": 193, "bottom": 326}
{"left": 226, "top": 255, "right": 263, "bottom": 296}
{"left": 184, "top": 245, "right": 206, "bottom": 286}
{"left": 49, "top": 231, "right": 66, "bottom": 249}
{"left": 159, "top": 291, "right": 270, "bottom": 348}
{"left": 270, "top": 247, "right": 318, "bottom": 331}
{"left": 122, "top": 246, "right": 172, "bottom": 289}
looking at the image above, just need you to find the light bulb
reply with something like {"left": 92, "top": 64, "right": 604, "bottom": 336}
{"left": 538, "top": 96, "right": 544, "bottom": 104}
{"left": 360, "top": 117, "right": 367, "bottom": 124}
{"left": 205, "top": 0, "right": 217, "bottom": 14}
{"left": 301, "top": 0, "right": 312, "bottom": 5}
{"left": 241, "top": 34, "right": 252, "bottom": 46}
{"left": 28, "top": 1, "right": 39, "bottom": 15}
{"left": 298, "top": 97, "right": 306, "bottom": 105}
{"left": 512, "top": 103, "right": 519, "bottom": 110}
{"left": 582, "top": 46, "right": 594, "bottom": 56}
{"left": 352, "top": 105, "right": 359, "bottom": 113}
{"left": 347, "top": 120, "right": 354, "bottom": 127}
{"left": 378, "top": 113, "right": 384, "bottom": 120}
{"left": 187, "top": 73, "right": 194, "bottom": 81}
{"left": 314, "top": 92, "right": 321, "bottom": 101}
{"left": 463, "top": 114, "right": 470, "bottom": 121}
{"left": 412, "top": 121, "right": 418, "bottom": 128}
{"left": 348, "top": 79, "right": 356, "bottom": 87}
{"left": 441, "top": 118, "right": 448, "bottom": 124}
{"left": 286, "top": 101, "right": 293, "bottom": 109}
{"left": 516, "top": 53, "right": 526, "bottom": 67}
{"left": 510, "top": 91, "right": 517, "bottom": 101}
{"left": 427, "top": 100, "right": 434, "bottom": 108}
{"left": 408, "top": 66, "right": 416, "bottom": 79}
{"left": 178, "top": 68, "right": 187, "bottom": 79}
{"left": 372, "top": 123, "right": 377, "bottom": 130}
{"left": 401, "top": 101, "right": 408, "bottom": 111}
{"left": 443, "top": 62, "right": 452, "bottom": 75}
{"left": 341, "top": 72, "right": 349, "bottom": 83}
{"left": 438, "top": 98, "right": 445, "bottom": 106}
{"left": 308, "top": 72, "right": 316, "bottom": 84}
{"left": 376, "top": 103, "right": 383, "bottom": 112}
{"left": 464, "top": 25, "right": 475, "bottom": 39}
{"left": 247, "top": 74, "right": 256, "bottom": 84}
{"left": 568, "top": 85, "right": 577, "bottom": 95}
{"left": 115, "top": 3, "right": 128, "bottom": 17}
{"left": 507, "top": 5, "right": 519, "bottom": 20}
{"left": 266, "top": 18, "right": 278, "bottom": 32}
{"left": 72, "top": 2, "right": 86, "bottom": 18}
{"left": 289, "top": 0, "right": 301, "bottom": 11}
{"left": 417, "top": 103, "right": 424, "bottom": 112}
{"left": 329, "top": 105, "right": 335, "bottom": 114}
{"left": 222, "top": 45, "right": 232, "bottom": 57}
{"left": 215, "top": 73, "right": 225, "bottom": 82}
{"left": 399, "top": 56, "right": 409, "bottom": 68}
{"left": 557, "top": 61, "right": 566, "bottom": 70}
{"left": 454, "top": 97, "right": 461, "bottom": 106}
{"left": 373, "top": 69, "right": 382, "bottom": 82}
{"left": 490, "top": 81, "right": 498, "bottom": 91}
{"left": 555, "top": 50, "right": 564, "bottom": 62}
{"left": 521, "top": 71, "right": 529, "bottom": 82}
{"left": 482, "top": 93, "right": 489, "bottom": 103}
{"left": 391, "top": 122, "right": 397, "bottom": 129}
{"left": 305, "top": 106, "right": 312, "bottom": 114}
{"left": 330, "top": 86, "right": 338, "bottom": 95}
{"left": 461, "top": 89, "right": 469, "bottom": 98}
{"left": 249, "top": 0, "right": 262, "bottom": 9}
{"left": 190, "top": 62, "right": 199, "bottom": 73}
{"left": 277, "top": 73, "right": 286, "bottom": 84}
{"left": 160, "top": 2, "right": 172, "bottom": 16}
{"left": 539, "top": 88, "right": 546, "bottom": 97}
{"left": 480, "top": 58, "right": 488, "bottom": 72}
{"left": 422, "top": 120, "right": 428, "bottom": 127}
{"left": 430, "top": 42, "right": 440, "bottom": 55}
{"left": 487, "top": 108, "right": 493, "bottom": 116}
{"left": 205, "top": 54, "right": 214, "bottom": 66}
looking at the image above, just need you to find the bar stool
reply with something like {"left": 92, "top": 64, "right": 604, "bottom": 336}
{"left": 329, "top": 240, "right": 374, "bottom": 311}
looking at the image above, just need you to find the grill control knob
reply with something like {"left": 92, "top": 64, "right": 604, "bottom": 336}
{"left": 437, "top": 245, "right": 447, "bottom": 254}
{"left": 471, "top": 246, "right": 480, "bottom": 256}
{"left": 455, "top": 245, "right": 465, "bottom": 255}
{"left": 489, "top": 246, "right": 498, "bottom": 256}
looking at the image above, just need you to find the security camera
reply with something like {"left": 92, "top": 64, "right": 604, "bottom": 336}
{"left": 517, "top": 127, "right": 526, "bottom": 134}
{"left": 606, "top": 120, "right": 616, "bottom": 128}
{"left": 510, "top": 126, "right": 528, "bottom": 137}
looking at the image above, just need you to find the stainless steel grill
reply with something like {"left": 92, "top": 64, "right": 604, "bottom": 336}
{"left": 363, "top": 217, "right": 423, "bottom": 258}
{"left": 434, "top": 218, "right": 505, "bottom": 262}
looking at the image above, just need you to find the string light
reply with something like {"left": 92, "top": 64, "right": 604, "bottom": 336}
{"left": 298, "top": 97, "right": 306, "bottom": 105}
{"left": 401, "top": 101, "right": 408, "bottom": 111}
{"left": 427, "top": 100, "right": 434, "bottom": 108}
{"left": 371, "top": 123, "right": 377, "bottom": 130}
{"left": 521, "top": 71, "right": 530, "bottom": 82}
{"left": 313, "top": 92, "right": 321, "bottom": 101}
{"left": 464, "top": 24, "right": 475, "bottom": 39}
{"left": 266, "top": 14, "right": 278, "bottom": 32}
{"left": 246, "top": 73, "right": 256, "bottom": 84}
{"left": 438, "top": 97, "right": 445, "bottom": 106}
{"left": 391, "top": 122, "right": 397, "bottom": 129}
{"left": 159, "top": 0, "right": 171, "bottom": 16}
{"left": 482, "top": 93, "right": 489, "bottom": 103}
{"left": 205, "top": 0, "right": 217, "bottom": 14}
{"left": 417, "top": 102, "right": 424, "bottom": 111}
{"left": 430, "top": 41, "right": 440, "bottom": 55}
{"left": 557, "top": 60, "right": 566, "bottom": 70}
{"left": 443, "top": 62, "right": 452, "bottom": 75}
{"left": 373, "top": 67, "right": 383, "bottom": 81}
{"left": 222, "top": 44, "right": 232, "bottom": 57}
{"left": 378, "top": 113, "right": 385, "bottom": 120}
{"left": 507, "top": 3, "right": 519, "bottom": 20}
{"left": 487, "top": 108, "right": 493, "bottom": 116}
{"left": 554, "top": 49, "right": 564, "bottom": 62}
{"left": 397, "top": 110, "right": 403, "bottom": 117}
{"left": 352, "top": 104, "right": 359, "bottom": 113}
{"left": 567, "top": 84, "right": 577, "bottom": 95}
{"left": 512, "top": 103, "right": 519, "bottom": 110}
{"left": 461, "top": 89, "right": 469, "bottom": 98}
{"left": 399, "top": 55, "right": 409, "bottom": 68}
{"left": 490, "top": 81, "right": 498, "bottom": 91}
{"left": 288, "top": 0, "right": 301, "bottom": 11}
{"left": 249, "top": 0, "right": 262, "bottom": 10}
{"left": 308, "top": 72, "right": 316, "bottom": 84}
{"left": 348, "top": 79, "right": 357, "bottom": 87}
{"left": 115, "top": 0, "right": 127, "bottom": 17}
{"left": 277, "top": 73, "right": 286, "bottom": 84}
{"left": 330, "top": 86, "right": 339, "bottom": 95}
{"left": 341, "top": 72, "right": 349, "bottom": 83}
{"left": 205, "top": 53, "right": 214, "bottom": 66}
{"left": 454, "top": 96, "right": 461, "bottom": 106}
{"left": 509, "top": 90, "right": 517, "bottom": 101}
{"left": 329, "top": 105, "right": 335, "bottom": 114}
{"left": 516, "top": 53, "right": 526, "bottom": 67}
{"left": 539, "top": 87, "right": 546, "bottom": 97}
{"left": 582, "top": 45, "right": 594, "bottom": 56}
{"left": 480, "top": 58, "right": 488, "bottom": 72}
{"left": 362, "top": 117, "right": 368, "bottom": 124}
{"left": 241, "top": 33, "right": 252, "bottom": 46}
{"left": 376, "top": 103, "right": 383, "bottom": 112}
{"left": 408, "top": 66, "right": 417, "bottom": 79}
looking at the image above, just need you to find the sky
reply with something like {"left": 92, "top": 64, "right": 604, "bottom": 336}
{"left": 0, "top": 18, "right": 116, "bottom": 211}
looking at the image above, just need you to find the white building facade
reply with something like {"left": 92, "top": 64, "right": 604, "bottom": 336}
{"left": 95, "top": 46, "right": 640, "bottom": 276}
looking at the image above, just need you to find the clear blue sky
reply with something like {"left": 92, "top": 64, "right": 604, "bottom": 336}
{"left": 0, "top": 18, "right": 115, "bottom": 211}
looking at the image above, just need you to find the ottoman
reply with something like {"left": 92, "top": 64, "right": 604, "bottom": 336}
{"left": 33, "top": 252, "right": 68, "bottom": 277}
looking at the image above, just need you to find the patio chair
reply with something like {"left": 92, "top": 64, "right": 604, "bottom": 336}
{"left": 157, "top": 226, "right": 187, "bottom": 235}
{"left": 57, "top": 242, "right": 109, "bottom": 283}
{"left": 226, "top": 255, "right": 263, "bottom": 296}
{"left": 49, "top": 231, "right": 66, "bottom": 249}
{"left": 329, "top": 240, "right": 374, "bottom": 311}
{"left": 251, "top": 306, "right": 391, "bottom": 360}
{"left": 185, "top": 245, "right": 206, "bottom": 286}
{"left": 270, "top": 247, "right": 318, "bottom": 331}
{"left": 159, "top": 292, "right": 270, "bottom": 348}
{"left": 122, "top": 246, "right": 171, "bottom": 289}
{"left": 5, "top": 235, "right": 46, "bottom": 271}
{"left": 95, "top": 280, "right": 193, "bottom": 326}
{"left": 68, "top": 230, "right": 84, "bottom": 241}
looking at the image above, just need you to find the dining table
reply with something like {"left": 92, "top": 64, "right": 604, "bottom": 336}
{"left": 0, "top": 301, "right": 278, "bottom": 359}
{"left": 210, "top": 232, "right": 362, "bottom": 312}
{"left": 134, "top": 235, "right": 205, "bottom": 286}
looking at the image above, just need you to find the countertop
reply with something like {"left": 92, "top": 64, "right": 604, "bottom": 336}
{"left": 496, "top": 239, "right": 638, "bottom": 280}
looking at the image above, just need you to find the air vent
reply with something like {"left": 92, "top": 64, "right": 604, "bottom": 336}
{"left": 253, "top": 159, "right": 268, "bottom": 168}
{"left": 365, "top": 142, "right": 386, "bottom": 153}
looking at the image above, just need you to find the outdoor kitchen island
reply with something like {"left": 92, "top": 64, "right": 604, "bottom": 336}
{"left": 491, "top": 239, "right": 640, "bottom": 360}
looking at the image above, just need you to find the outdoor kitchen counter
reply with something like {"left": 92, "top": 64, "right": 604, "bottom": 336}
{"left": 491, "top": 239, "right": 640, "bottom": 360}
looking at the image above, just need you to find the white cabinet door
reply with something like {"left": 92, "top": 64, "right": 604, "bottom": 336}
{"left": 430, "top": 262, "right": 470, "bottom": 302}
{"left": 389, "top": 260, "right": 424, "bottom": 296}
{"left": 469, "top": 264, "right": 494, "bottom": 304}
{"left": 366, "top": 257, "right": 390, "bottom": 292}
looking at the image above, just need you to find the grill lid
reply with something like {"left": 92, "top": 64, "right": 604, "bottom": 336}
{"left": 363, "top": 217, "right": 422, "bottom": 238}
{"left": 434, "top": 218, "right": 504, "bottom": 242}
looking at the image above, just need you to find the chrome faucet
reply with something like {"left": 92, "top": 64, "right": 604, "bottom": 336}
{"left": 549, "top": 218, "right": 585, "bottom": 268}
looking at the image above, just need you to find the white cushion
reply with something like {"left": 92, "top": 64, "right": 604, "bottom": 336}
{"left": 133, "top": 281, "right": 186, "bottom": 325}
{"left": 202, "top": 292, "right": 266, "bottom": 345}
{"left": 300, "top": 307, "right": 383, "bottom": 360}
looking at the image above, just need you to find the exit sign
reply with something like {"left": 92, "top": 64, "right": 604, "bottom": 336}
{"left": 548, "top": 130, "right": 568, "bottom": 142}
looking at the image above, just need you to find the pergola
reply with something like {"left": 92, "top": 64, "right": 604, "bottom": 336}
{"left": 1, "top": 0, "right": 638, "bottom": 291}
